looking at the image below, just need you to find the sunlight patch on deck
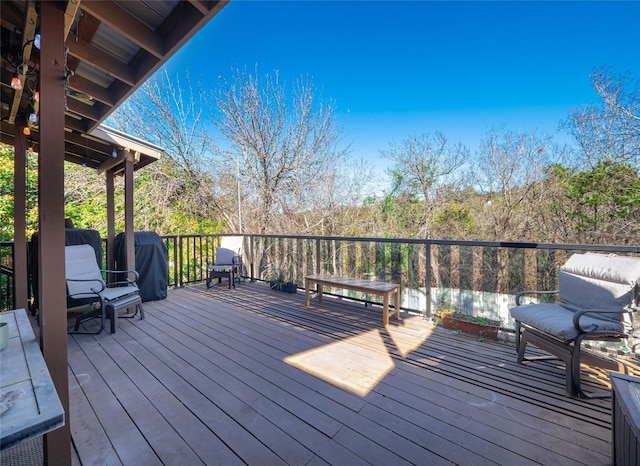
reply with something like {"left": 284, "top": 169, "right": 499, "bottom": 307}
{"left": 386, "top": 315, "right": 435, "bottom": 357}
{"left": 284, "top": 330, "right": 395, "bottom": 396}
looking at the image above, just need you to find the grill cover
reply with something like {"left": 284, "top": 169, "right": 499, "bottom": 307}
{"left": 114, "top": 231, "right": 168, "bottom": 302}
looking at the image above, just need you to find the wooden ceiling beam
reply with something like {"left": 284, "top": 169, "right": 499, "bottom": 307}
{"left": 188, "top": 0, "right": 211, "bottom": 16}
{"left": 66, "top": 38, "right": 136, "bottom": 87}
{"left": 65, "top": 97, "right": 104, "bottom": 123}
{"left": 64, "top": 130, "right": 106, "bottom": 150}
{"left": 64, "top": 147, "right": 102, "bottom": 170}
{"left": 161, "top": 2, "right": 207, "bottom": 52}
{"left": 64, "top": 114, "right": 90, "bottom": 133}
{"left": 8, "top": 0, "right": 37, "bottom": 124}
{"left": 162, "top": 0, "right": 227, "bottom": 53}
{"left": 81, "top": 0, "right": 165, "bottom": 59}
{"left": 97, "top": 149, "right": 128, "bottom": 175}
{"left": 67, "top": 74, "right": 114, "bottom": 107}
{"left": 64, "top": 0, "right": 82, "bottom": 40}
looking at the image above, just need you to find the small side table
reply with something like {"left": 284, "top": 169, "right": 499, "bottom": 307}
{"left": 0, "top": 309, "right": 65, "bottom": 450}
{"left": 610, "top": 372, "right": 640, "bottom": 466}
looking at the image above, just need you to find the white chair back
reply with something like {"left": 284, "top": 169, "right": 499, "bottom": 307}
{"left": 65, "top": 244, "right": 105, "bottom": 299}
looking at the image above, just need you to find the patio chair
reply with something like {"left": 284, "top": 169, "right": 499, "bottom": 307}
{"left": 66, "top": 244, "right": 144, "bottom": 334}
{"left": 510, "top": 252, "right": 640, "bottom": 398}
{"left": 206, "top": 236, "right": 244, "bottom": 289}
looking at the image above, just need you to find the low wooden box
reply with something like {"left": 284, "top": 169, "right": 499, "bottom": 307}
{"left": 610, "top": 372, "right": 640, "bottom": 466}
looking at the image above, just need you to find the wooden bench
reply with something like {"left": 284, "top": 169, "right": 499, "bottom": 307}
{"left": 304, "top": 274, "right": 401, "bottom": 326}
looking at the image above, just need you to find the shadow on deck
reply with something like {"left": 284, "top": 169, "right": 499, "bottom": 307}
{"left": 64, "top": 281, "right": 630, "bottom": 465}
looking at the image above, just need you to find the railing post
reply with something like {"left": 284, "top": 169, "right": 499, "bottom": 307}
{"left": 315, "top": 238, "right": 321, "bottom": 274}
{"left": 172, "top": 236, "right": 178, "bottom": 287}
{"left": 249, "top": 235, "right": 255, "bottom": 281}
{"left": 425, "top": 242, "right": 432, "bottom": 319}
{"left": 178, "top": 236, "right": 184, "bottom": 287}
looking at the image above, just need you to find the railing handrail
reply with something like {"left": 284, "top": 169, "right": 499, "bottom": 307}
{"left": 223, "top": 233, "right": 640, "bottom": 252}
{"left": 4, "top": 235, "right": 640, "bottom": 323}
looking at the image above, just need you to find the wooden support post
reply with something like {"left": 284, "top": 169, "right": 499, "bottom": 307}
{"left": 124, "top": 154, "right": 136, "bottom": 313}
{"left": 106, "top": 170, "right": 115, "bottom": 274}
{"left": 39, "top": 2, "right": 71, "bottom": 464}
{"left": 124, "top": 154, "right": 135, "bottom": 282}
{"left": 13, "top": 127, "right": 29, "bottom": 311}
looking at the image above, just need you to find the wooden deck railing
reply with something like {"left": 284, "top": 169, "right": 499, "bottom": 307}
{"left": 4, "top": 235, "right": 640, "bottom": 331}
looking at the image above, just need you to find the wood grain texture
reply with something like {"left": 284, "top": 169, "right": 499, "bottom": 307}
{"left": 67, "top": 283, "right": 622, "bottom": 465}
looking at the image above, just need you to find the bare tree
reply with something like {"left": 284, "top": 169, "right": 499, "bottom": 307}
{"left": 380, "top": 132, "right": 469, "bottom": 237}
{"left": 470, "top": 127, "right": 566, "bottom": 240}
{"left": 552, "top": 68, "right": 640, "bottom": 244}
{"left": 564, "top": 68, "right": 640, "bottom": 168}
{"left": 108, "top": 70, "right": 223, "bottom": 233}
{"left": 210, "top": 66, "right": 349, "bottom": 234}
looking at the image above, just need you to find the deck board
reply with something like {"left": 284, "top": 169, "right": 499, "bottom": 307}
{"left": 66, "top": 282, "right": 637, "bottom": 465}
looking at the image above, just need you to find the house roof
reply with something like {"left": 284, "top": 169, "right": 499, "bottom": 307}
{"left": 1, "top": 0, "right": 228, "bottom": 173}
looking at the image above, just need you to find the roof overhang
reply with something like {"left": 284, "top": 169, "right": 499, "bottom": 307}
{"left": 1, "top": 0, "right": 228, "bottom": 171}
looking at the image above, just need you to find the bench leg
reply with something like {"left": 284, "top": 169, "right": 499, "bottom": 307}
{"left": 394, "top": 288, "right": 400, "bottom": 320}
{"left": 305, "top": 280, "right": 311, "bottom": 307}
{"left": 383, "top": 292, "right": 389, "bottom": 326}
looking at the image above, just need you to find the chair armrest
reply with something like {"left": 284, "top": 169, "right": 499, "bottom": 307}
{"left": 103, "top": 269, "right": 140, "bottom": 284}
{"left": 515, "top": 290, "right": 559, "bottom": 306}
{"left": 573, "top": 307, "right": 635, "bottom": 333}
{"left": 66, "top": 277, "right": 105, "bottom": 295}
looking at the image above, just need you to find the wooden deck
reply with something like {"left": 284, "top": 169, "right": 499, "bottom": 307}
{"left": 66, "top": 282, "right": 624, "bottom": 465}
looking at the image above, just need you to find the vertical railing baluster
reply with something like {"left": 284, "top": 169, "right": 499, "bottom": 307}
{"left": 425, "top": 242, "right": 432, "bottom": 319}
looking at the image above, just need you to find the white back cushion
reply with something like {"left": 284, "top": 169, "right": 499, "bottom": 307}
{"left": 65, "top": 244, "right": 104, "bottom": 298}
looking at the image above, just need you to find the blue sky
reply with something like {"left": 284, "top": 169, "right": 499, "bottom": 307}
{"left": 164, "top": 1, "right": 640, "bottom": 173}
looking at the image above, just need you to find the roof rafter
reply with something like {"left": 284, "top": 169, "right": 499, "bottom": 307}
{"left": 66, "top": 38, "right": 136, "bottom": 87}
{"left": 80, "top": 0, "right": 165, "bottom": 59}
{"left": 67, "top": 74, "right": 114, "bottom": 106}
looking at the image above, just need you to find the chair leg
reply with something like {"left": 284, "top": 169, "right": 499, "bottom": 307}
{"left": 119, "top": 303, "right": 144, "bottom": 320}
{"left": 69, "top": 305, "right": 105, "bottom": 334}
{"left": 108, "top": 305, "right": 117, "bottom": 334}
{"left": 572, "top": 335, "right": 612, "bottom": 399}
{"left": 517, "top": 330, "right": 527, "bottom": 364}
